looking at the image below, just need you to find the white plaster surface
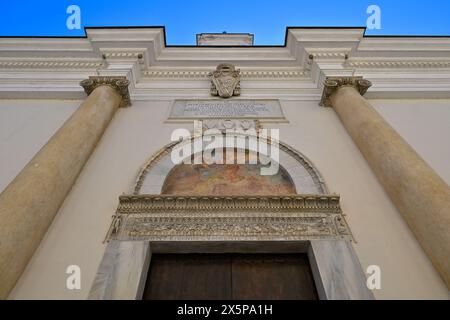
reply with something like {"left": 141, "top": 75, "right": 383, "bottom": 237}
{"left": 0, "top": 99, "right": 79, "bottom": 193}
{"left": 370, "top": 99, "right": 450, "bottom": 185}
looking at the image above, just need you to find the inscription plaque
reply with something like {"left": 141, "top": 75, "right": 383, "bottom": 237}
{"left": 168, "top": 99, "right": 286, "bottom": 121}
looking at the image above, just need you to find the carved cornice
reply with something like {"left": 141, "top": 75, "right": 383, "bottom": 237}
{"left": 117, "top": 194, "right": 341, "bottom": 213}
{"left": 319, "top": 76, "right": 372, "bottom": 108}
{"left": 80, "top": 76, "right": 131, "bottom": 107}
{"left": 101, "top": 51, "right": 146, "bottom": 66}
{"left": 106, "top": 194, "right": 351, "bottom": 242}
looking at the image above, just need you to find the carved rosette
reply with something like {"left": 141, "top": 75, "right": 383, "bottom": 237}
{"left": 209, "top": 63, "right": 241, "bottom": 98}
{"left": 80, "top": 76, "right": 131, "bottom": 107}
{"left": 105, "top": 194, "right": 352, "bottom": 242}
{"left": 319, "top": 76, "right": 372, "bottom": 107}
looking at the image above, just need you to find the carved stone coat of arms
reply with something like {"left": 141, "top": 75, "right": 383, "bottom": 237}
{"left": 209, "top": 63, "right": 241, "bottom": 98}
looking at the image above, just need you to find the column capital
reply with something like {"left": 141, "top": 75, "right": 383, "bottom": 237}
{"left": 80, "top": 76, "right": 131, "bottom": 107}
{"left": 319, "top": 76, "right": 372, "bottom": 107}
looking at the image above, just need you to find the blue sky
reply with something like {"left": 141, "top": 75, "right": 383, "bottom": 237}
{"left": 1, "top": 0, "right": 449, "bottom": 44}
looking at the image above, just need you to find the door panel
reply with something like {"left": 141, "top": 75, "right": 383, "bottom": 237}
{"left": 231, "top": 254, "right": 318, "bottom": 300}
{"left": 143, "top": 253, "right": 317, "bottom": 300}
{"left": 143, "top": 254, "right": 232, "bottom": 300}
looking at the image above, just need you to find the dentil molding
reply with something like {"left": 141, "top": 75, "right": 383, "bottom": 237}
{"left": 2, "top": 28, "right": 450, "bottom": 99}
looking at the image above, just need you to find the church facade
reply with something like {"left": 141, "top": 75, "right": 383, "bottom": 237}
{"left": 0, "top": 27, "right": 449, "bottom": 299}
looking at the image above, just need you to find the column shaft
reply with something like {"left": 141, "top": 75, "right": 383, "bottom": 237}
{"left": 330, "top": 84, "right": 450, "bottom": 288}
{"left": 0, "top": 83, "right": 124, "bottom": 299}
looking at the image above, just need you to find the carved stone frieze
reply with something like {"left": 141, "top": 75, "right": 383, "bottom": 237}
{"left": 106, "top": 194, "right": 351, "bottom": 242}
{"left": 319, "top": 76, "right": 372, "bottom": 108}
{"left": 209, "top": 63, "right": 241, "bottom": 98}
{"left": 80, "top": 76, "right": 131, "bottom": 107}
{"left": 202, "top": 119, "right": 260, "bottom": 132}
{"left": 117, "top": 194, "right": 341, "bottom": 213}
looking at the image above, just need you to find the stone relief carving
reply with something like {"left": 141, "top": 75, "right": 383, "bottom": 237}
{"left": 319, "top": 76, "right": 372, "bottom": 108}
{"left": 202, "top": 119, "right": 260, "bottom": 132}
{"left": 80, "top": 76, "right": 131, "bottom": 107}
{"left": 209, "top": 63, "right": 241, "bottom": 98}
{"left": 106, "top": 195, "right": 351, "bottom": 242}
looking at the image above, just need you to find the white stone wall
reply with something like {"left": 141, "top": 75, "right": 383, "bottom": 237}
{"left": 0, "top": 100, "right": 79, "bottom": 193}
{"left": 371, "top": 99, "right": 450, "bottom": 185}
{"left": 6, "top": 98, "right": 450, "bottom": 299}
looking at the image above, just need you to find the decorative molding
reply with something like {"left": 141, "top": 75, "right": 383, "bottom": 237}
{"left": 80, "top": 76, "right": 131, "bottom": 107}
{"left": 106, "top": 194, "right": 351, "bottom": 242}
{"left": 101, "top": 51, "right": 145, "bottom": 66}
{"left": 0, "top": 60, "right": 103, "bottom": 69}
{"left": 143, "top": 70, "right": 210, "bottom": 78}
{"left": 3, "top": 28, "right": 450, "bottom": 101}
{"left": 102, "top": 52, "right": 143, "bottom": 59}
{"left": 319, "top": 76, "right": 372, "bottom": 108}
{"left": 242, "top": 70, "right": 309, "bottom": 78}
{"left": 117, "top": 194, "right": 341, "bottom": 213}
{"left": 142, "top": 69, "right": 308, "bottom": 79}
{"left": 308, "top": 51, "right": 348, "bottom": 60}
{"left": 209, "top": 63, "right": 241, "bottom": 98}
{"left": 347, "top": 60, "right": 450, "bottom": 69}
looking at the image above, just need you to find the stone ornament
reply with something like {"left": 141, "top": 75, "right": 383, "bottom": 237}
{"left": 319, "top": 76, "right": 372, "bottom": 107}
{"left": 132, "top": 136, "right": 328, "bottom": 195}
{"left": 202, "top": 119, "right": 260, "bottom": 132}
{"left": 209, "top": 63, "right": 241, "bottom": 98}
{"left": 80, "top": 76, "right": 131, "bottom": 107}
{"left": 143, "top": 69, "right": 307, "bottom": 79}
{"left": 105, "top": 194, "right": 352, "bottom": 242}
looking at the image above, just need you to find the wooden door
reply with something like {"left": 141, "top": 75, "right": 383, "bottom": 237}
{"left": 143, "top": 253, "right": 318, "bottom": 300}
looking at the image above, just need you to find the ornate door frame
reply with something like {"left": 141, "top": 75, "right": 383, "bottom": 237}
{"left": 88, "top": 239, "right": 372, "bottom": 300}
{"left": 88, "top": 139, "right": 374, "bottom": 300}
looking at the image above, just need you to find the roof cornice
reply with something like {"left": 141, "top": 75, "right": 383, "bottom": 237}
{"left": 1, "top": 27, "right": 450, "bottom": 100}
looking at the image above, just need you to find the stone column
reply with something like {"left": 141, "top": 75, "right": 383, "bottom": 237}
{"left": 0, "top": 76, "right": 130, "bottom": 299}
{"left": 320, "top": 76, "right": 450, "bottom": 288}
